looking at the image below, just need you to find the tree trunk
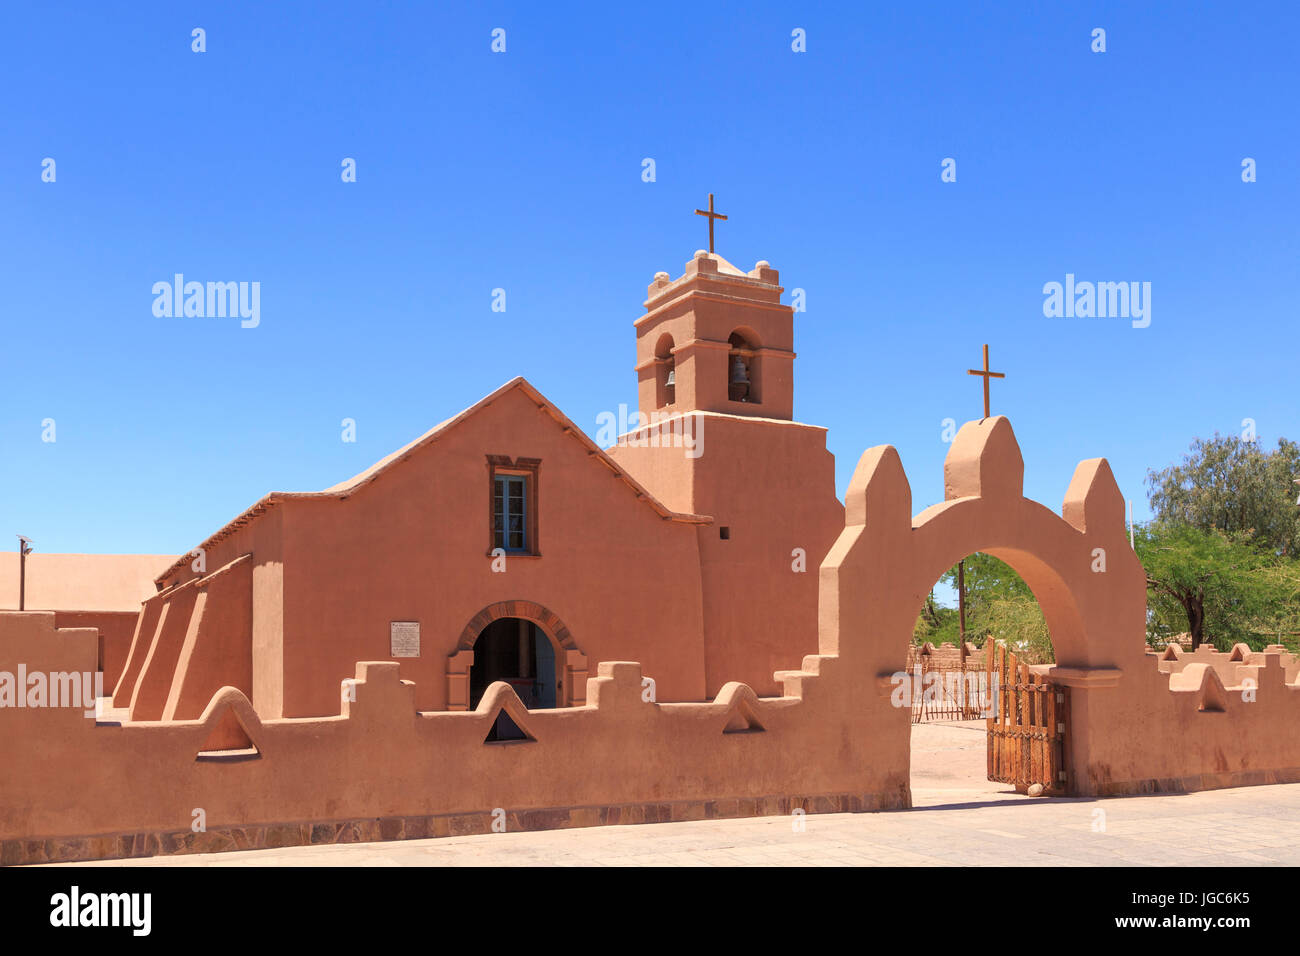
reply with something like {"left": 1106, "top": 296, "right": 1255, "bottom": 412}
{"left": 1185, "top": 597, "right": 1205, "bottom": 649}
{"left": 957, "top": 560, "right": 967, "bottom": 643}
{"left": 922, "top": 592, "right": 941, "bottom": 628}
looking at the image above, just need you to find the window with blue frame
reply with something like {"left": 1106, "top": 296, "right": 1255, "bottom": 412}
{"left": 493, "top": 474, "right": 529, "bottom": 552}
{"left": 487, "top": 455, "right": 540, "bottom": 555}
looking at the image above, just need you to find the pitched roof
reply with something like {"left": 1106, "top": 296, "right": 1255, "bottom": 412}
{"left": 155, "top": 377, "right": 710, "bottom": 584}
{"left": 700, "top": 251, "right": 749, "bottom": 277}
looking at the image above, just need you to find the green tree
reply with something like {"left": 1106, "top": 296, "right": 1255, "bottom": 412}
{"left": 913, "top": 592, "right": 960, "bottom": 645}
{"left": 913, "top": 553, "right": 1053, "bottom": 663}
{"left": 1246, "top": 561, "right": 1300, "bottom": 648}
{"left": 1146, "top": 434, "right": 1300, "bottom": 556}
{"left": 939, "top": 552, "right": 1035, "bottom": 612}
{"left": 968, "top": 592, "right": 1053, "bottom": 663}
{"left": 1134, "top": 521, "right": 1290, "bottom": 650}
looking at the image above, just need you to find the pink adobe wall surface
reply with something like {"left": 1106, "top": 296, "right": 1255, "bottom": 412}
{"left": 0, "top": 553, "right": 169, "bottom": 697}
{"left": 610, "top": 413, "right": 842, "bottom": 698}
{"left": 114, "top": 555, "right": 254, "bottom": 723}
{"left": 52, "top": 611, "right": 137, "bottom": 691}
{"left": 5, "top": 416, "right": 1300, "bottom": 862}
{"left": 0, "top": 553, "right": 172, "bottom": 612}
{"left": 116, "top": 505, "right": 282, "bottom": 717}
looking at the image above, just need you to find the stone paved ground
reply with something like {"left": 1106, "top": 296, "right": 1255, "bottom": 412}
{"left": 54, "top": 721, "right": 1300, "bottom": 866}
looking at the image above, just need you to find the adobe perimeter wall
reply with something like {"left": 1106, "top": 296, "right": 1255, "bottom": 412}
{"left": 52, "top": 610, "right": 138, "bottom": 691}
{"left": 0, "top": 611, "right": 901, "bottom": 864}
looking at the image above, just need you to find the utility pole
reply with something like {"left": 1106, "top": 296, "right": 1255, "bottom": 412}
{"left": 17, "top": 536, "right": 33, "bottom": 611}
{"left": 957, "top": 559, "right": 967, "bottom": 664}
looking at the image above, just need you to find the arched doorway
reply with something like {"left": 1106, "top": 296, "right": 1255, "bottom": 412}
{"left": 908, "top": 551, "right": 1057, "bottom": 801}
{"left": 467, "top": 617, "right": 559, "bottom": 710}
{"left": 445, "top": 600, "right": 587, "bottom": 711}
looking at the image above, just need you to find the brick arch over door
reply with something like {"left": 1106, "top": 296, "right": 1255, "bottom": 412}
{"left": 445, "top": 600, "right": 588, "bottom": 711}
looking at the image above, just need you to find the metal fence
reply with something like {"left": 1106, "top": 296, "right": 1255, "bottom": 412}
{"left": 906, "top": 641, "right": 993, "bottom": 723}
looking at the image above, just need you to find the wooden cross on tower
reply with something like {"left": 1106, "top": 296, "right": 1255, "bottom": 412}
{"left": 694, "top": 193, "right": 727, "bottom": 253}
{"left": 967, "top": 344, "right": 1005, "bottom": 420}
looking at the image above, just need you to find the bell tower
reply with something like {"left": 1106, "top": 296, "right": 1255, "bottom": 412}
{"left": 634, "top": 249, "right": 795, "bottom": 421}
{"left": 609, "top": 241, "right": 843, "bottom": 705}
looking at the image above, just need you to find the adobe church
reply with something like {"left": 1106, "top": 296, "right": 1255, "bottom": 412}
{"left": 10, "top": 221, "right": 1299, "bottom": 864}
{"left": 98, "top": 246, "right": 844, "bottom": 720}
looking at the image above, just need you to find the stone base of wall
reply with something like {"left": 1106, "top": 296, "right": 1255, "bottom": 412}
{"left": 5, "top": 790, "right": 908, "bottom": 865}
{"left": 1090, "top": 766, "right": 1300, "bottom": 798}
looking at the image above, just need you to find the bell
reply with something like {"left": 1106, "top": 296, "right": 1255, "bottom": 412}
{"left": 730, "top": 355, "right": 750, "bottom": 385}
{"left": 665, "top": 367, "right": 675, "bottom": 387}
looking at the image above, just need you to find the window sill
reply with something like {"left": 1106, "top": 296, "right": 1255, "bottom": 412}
{"left": 486, "top": 550, "right": 543, "bottom": 558}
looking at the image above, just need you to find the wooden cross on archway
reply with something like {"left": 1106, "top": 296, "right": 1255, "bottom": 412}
{"left": 967, "top": 344, "right": 1005, "bottom": 420}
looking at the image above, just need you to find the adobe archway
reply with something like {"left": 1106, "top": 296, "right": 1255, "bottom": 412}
{"left": 815, "top": 416, "right": 1148, "bottom": 798}
{"left": 446, "top": 600, "right": 587, "bottom": 711}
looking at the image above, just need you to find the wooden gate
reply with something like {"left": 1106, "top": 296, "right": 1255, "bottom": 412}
{"left": 985, "top": 639, "right": 1069, "bottom": 794}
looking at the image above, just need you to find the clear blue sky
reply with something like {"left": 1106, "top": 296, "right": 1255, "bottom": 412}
{"left": 3, "top": 1, "right": 1297, "bottom": 556}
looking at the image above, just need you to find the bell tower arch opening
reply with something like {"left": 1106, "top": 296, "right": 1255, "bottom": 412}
{"left": 654, "top": 332, "right": 676, "bottom": 408}
{"left": 726, "top": 329, "right": 760, "bottom": 404}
